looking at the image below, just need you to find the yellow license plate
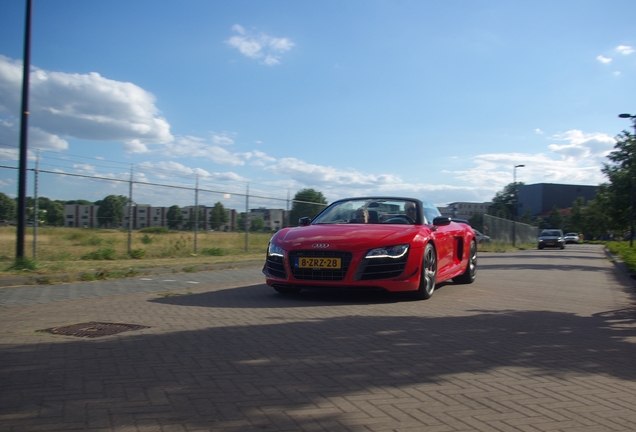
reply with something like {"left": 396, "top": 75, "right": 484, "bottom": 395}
{"left": 296, "top": 257, "right": 342, "bottom": 269}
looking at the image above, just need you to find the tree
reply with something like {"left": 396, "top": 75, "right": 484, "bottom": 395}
{"left": 490, "top": 182, "right": 524, "bottom": 220}
{"left": 96, "top": 195, "right": 126, "bottom": 227}
{"left": 46, "top": 202, "right": 65, "bottom": 226}
{"left": 65, "top": 199, "right": 93, "bottom": 205}
{"left": 567, "top": 197, "right": 585, "bottom": 234}
{"left": 289, "top": 189, "right": 328, "bottom": 226}
{"left": 184, "top": 206, "right": 205, "bottom": 230}
{"left": 237, "top": 213, "right": 246, "bottom": 231}
{"left": 166, "top": 205, "right": 184, "bottom": 229}
{"left": 250, "top": 217, "right": 264, "bottom": 232}
{"left": 581, "top": 185, "right": 612, "bottom": 240}
{"left": 94, "top": 195, "right": 127, "bottom": 209}
{"left": 600, "top": 123, "right": 636, "bottom": 235}
{"left": 519, "top": 209, "right": 534, "bottom": 225}
{"left": 548, "top": 206, "right": 563, "bottom": 230}
{"left": 0, "top": 193, "right": 16, "bottom": 222}
{"left": 209, "top": 202, "right": 229, "bottom": 230}
{"left": 468, "top": 212, "right": 484, "bottom": 232}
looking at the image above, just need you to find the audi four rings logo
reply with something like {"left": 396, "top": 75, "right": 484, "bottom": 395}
{"left": 312, "top": 243, "right": 329, "bottom": 248}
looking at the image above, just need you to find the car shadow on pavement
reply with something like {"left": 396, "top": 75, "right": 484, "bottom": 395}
{"left": 4, "top": 307, "right": 636, "bottom": 431}
{"left": 150, "top": 282, "right": 456, "bottom": 309}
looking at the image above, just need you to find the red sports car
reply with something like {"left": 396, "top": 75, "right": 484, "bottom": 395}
{"left": 263, "top": 197, "right": 477, "bottom": 299}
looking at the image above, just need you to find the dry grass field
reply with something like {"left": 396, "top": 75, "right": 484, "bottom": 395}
{"left": 0, "top": 227, "right": 270, "bottom": 282}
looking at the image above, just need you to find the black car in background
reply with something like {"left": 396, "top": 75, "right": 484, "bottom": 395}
{"left": 538, "top": 229, "right": 565, "bottom": 250}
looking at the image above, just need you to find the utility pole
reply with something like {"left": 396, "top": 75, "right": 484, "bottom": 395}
{"left": 16, "top": 0, "right": 32, "bottom": 261}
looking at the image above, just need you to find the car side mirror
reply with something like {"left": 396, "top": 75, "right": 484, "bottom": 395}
{"left": 298, "top": 217, "right": 311, "bottom": 226}
{"left": 432, "top": 216, "right": 451, "bottom": 226}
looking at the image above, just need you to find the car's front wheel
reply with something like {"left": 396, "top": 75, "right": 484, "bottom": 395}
{"left": 414, "top": 243, "right": 437, "bottom": 300}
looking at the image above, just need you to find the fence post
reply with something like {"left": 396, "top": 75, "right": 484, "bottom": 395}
{"left": 33, "top": 149, "right": 39, "bottom": 258}
{"left": 286, "top": 189, "right": 290, "bottom": 228}
{"left": 194, "top": 174, "right": 199, "bottom": 254}
{"left": 245, "top": 183, "right": 250, "bottom": 252}
{"left": 127, "top": 165, "right": 134, "bottom": 255}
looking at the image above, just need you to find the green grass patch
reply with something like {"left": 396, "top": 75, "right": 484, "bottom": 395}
{"left": 129, "top": 249, "right": 146, "bottom": 259}
{"left": 201, "top": 247, "right": 224, "bottom": 256}
{"left": 139, "top": 226, "right": 170, "bottom": 234}
{"left": 82, "top": 248, "right": 116, "bottom": 260}
{"left": 605, "top": 241, "right": 636, "bottom": 272}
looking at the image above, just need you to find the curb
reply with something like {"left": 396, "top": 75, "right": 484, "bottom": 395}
{"left": 603, "top": 247, "right": 636, "bottom": 289}
{"left": 0, "top": 260, "right": 265, "bottom": 289}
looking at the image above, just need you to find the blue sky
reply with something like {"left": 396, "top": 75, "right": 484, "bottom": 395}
{"left": 0, "top": 0, "right": 635, "bottom": 210}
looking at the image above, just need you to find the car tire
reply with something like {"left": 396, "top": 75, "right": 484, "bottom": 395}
{"left": 454, "top": 239, "right": 477, "bottom": 284}
{"left": 538, "top": 245, "right": 543, "bottom": 250}
{"left": 414, "top": 243, "right": 437, "bottom": 300}
{"left": 273, "top": 286, "right": 301, "bottom": 295}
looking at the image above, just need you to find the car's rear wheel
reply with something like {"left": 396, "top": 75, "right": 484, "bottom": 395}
{"left": 274, "top": 286, "right": 301, "bottom": 295}
{"left": 414, "top": 243, "right": 436, "bottom": 300}
{"left": 454, "top": 239, "right": 477, "bottom": 284}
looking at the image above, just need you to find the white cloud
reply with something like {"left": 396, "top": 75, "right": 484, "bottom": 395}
{"left": 0, "top": 119, "right": 68, "bottom": 154}
{"left": 211, "top": 133, "right": 235, "bottom": 146}
{"left": 535, "top": 128, "right": 544, "bottom": 135}
{"left": 72, "top": 163, "right": 96, "bottom": 173}
{"left": 162, "top": 136, "right": 247, "bottom": 166}
{"left": 0, "top": 55, "right": 173, "bottom": 152}
{"left": 596, "top": 55, "right": 612, "bottom": 64}
{"left": 616, "top": 45, "right": 634, "bottom": 55}
{"left": 226, "top": 25, "right": 294, "bottom": 66}
{"left": 265, "top": 157, "right": 406, "bottom": 194}
{"left": 448, "top": 130, "right": 615, "bottom": 195}
{"left": 246, "top": 149, "right": 276, "bottom": 167}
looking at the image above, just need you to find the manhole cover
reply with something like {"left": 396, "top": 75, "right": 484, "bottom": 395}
{"left": 41, "top": 322, "right": 150, "bottom": 338}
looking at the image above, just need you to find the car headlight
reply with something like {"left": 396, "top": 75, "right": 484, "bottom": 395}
{"left": 268, "top": 243, "right": 284, "bottom": 257}
{"left": 365, "top": 244, "right": 409, "bottom": 259}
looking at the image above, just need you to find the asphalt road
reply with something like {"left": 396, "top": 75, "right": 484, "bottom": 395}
{"left": 2, "top": 244, "right": 636, "bottom": 432}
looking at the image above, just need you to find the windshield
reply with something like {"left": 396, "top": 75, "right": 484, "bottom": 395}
{"left": 311, "top": 198, "right": 423, "bottom": 225}
{"left": 540, "top": 230, "right": 562, "bottom": 237}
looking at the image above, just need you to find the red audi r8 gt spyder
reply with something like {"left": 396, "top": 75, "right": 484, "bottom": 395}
{"left": 263, "top": 197, "right": 477, "bottom": 300}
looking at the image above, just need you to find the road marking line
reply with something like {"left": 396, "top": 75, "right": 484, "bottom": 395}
{"left": 186, "top": 281, "right": 200, "bottom": 284}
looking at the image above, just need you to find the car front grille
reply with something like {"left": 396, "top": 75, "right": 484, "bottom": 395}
{"left": 355, "top": 254, "right": 408, "bottom": 280}
{"left": 289, "top": 250, "right": 352, "bottom": 281}
{"left": 265, "top": 255, "right": 287, "bottom": 278}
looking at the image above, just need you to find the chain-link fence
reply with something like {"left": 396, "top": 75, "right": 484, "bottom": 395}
{"left": 483, "top": 214, "right": 539, "bottom": 246}
{"left": 0, "top": 163, "right": 329, "bottom": 258}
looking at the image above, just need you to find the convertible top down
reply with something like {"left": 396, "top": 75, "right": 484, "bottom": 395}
{"left": 263, "top": 197, "right": 477, "bottom": 300}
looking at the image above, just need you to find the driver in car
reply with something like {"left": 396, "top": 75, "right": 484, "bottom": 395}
{"left": 351, "top": 208, "right": 370, "bottom": 223}
{"left": 405, "top": 202, "right": 417, "bottom": 221}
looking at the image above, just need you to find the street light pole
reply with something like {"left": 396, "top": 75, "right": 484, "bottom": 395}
{"left": 512, "top": 164, "right": 525, "bottom": 247}
{"left": 619, "top": 113, "right": 636, "bottom": 247}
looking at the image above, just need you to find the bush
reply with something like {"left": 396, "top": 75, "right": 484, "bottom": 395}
{"left": 82, "top": 248, "right": 116, "bottom": 260}
{"left": 81, "top": 236, "right": 103, "bottom": 246}
{"left": 139, "top": 226, "right": 170, "bottom": 234}
{"left": 201, "top": 247, "right": 224, "bottom": 256}
{"left": 8, "top": 257, "right": 38, "bottom": 271}
{"left": 141, "top": 235, "right": 153, "bottom": 244}
{"left": 130, "top": 249, "right": 146, "bottom": 259}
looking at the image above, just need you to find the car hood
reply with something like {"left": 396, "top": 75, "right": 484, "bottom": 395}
{"left": 273, "top": 224, "right": 423, "bottom": 251}
{"left": 539, "top": 236, "right": 562, "bottom": 240}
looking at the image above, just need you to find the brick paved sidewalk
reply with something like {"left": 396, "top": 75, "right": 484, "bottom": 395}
{"left": 2, "top": 245, "right": 636, "bottom": 432}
